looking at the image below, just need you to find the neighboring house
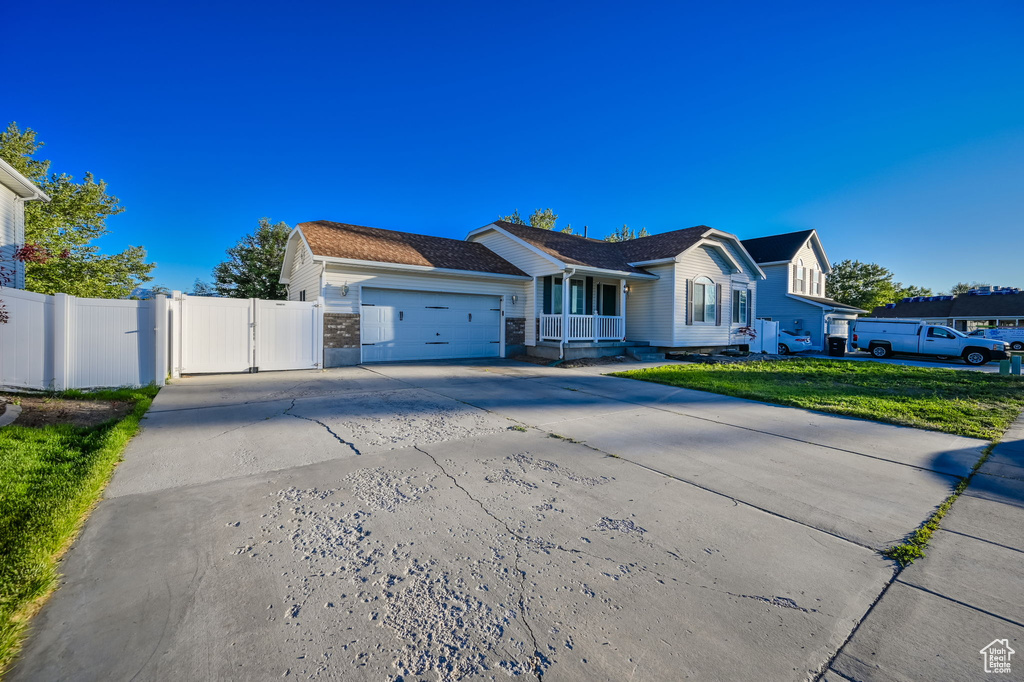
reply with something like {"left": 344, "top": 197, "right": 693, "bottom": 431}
{"left": 741, "top": 229, "right": 864, "bottom": 350}
{"left": 280, "top": 219, "right": 765, "bottom": 366}
{"left": 870, "top": 286, "right": 1024, "bottom": 331}
{"left": 0, "top": 157, "right": 50, "bottom": 289}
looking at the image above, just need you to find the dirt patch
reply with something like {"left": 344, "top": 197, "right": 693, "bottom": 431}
{"left": 667, "top": 352, "right": 800, "bottom": 365}
{"left": 1, "top": 394, "right": 133, "bottom": 428}
{"left": 509, "top": 354, "right": 632, "bottom": 368}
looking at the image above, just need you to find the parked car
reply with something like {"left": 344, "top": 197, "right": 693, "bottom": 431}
{"left": 968, "top": 327, "right": 1024, "bottom": 351}
{"left": 851, "top": 318, "right": 1010, "bottom": 365}
{"left": 778, "top": 330, "right": 813, "bottom": 355}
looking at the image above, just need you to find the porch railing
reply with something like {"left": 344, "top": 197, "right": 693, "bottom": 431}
{"left": 540, "top": 314, "right": 624, "bottom": 342}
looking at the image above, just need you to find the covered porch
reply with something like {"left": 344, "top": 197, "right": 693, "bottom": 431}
{"left": 536, "top": 273, "right": 629, "bottom": 342}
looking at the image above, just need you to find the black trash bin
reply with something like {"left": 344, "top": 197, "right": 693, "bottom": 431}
{"left": 827, "top": 336, "right": 847, "bottom": 357}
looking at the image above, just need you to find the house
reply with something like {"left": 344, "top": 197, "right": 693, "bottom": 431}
{"left": 0, "top": 157, "right": 50, "bottom": 289}
{"left": 870, "top": 286, "right": 1024, "bottom": 332}
{"left": 741, "top": 229, "right": 864, "bottom": 350}
{"left": 280, "top": 220, "right": 765, "bottom": 366}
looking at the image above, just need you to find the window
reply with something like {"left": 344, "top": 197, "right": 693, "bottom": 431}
{"left": 569, "top": 279, "right": 586, "bottom": 314}
{"left": 812, "top": 269, "right": 820, "bottom": 295}
{"left": 693, "top": 276, "right": 716, "bottom": 323}
{"left": 299, "top": 290, "right": 306, "bottom": 302}
{"left": 927, "top": 327, "right": 955, "bottom": 339}
{"left": 552, "top": 277, "right": 563, "bottom": 314}
{"left": 795, "top": 259, "right": 805, "bottom": 293}
{"left": 732, "top": 290, "right": 748, "bottom": 324}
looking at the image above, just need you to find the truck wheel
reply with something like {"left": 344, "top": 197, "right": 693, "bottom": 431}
{"left": 1012, "top": 341, "right": 1024, "bottom": 351}
{"left": 870, "top": 345, "right": 891, "bottom": 358}
{"left": 963, "top": 350, "right": 990, "bottom": 365}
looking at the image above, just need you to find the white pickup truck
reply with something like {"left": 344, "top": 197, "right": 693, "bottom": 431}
{"left": 969, "top": 327, "right": 1024, "bottom": 351}
{"left": 850, "top": 319, "right": 1011, "bottom": 365}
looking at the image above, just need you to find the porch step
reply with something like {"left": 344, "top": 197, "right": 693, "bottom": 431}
{"left": 626, "top": 347, "right": 665, "bottom": 362}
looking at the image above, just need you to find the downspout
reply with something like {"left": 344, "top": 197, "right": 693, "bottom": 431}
{"left": 559, "top": 268, "right": 576, "bottom": 360}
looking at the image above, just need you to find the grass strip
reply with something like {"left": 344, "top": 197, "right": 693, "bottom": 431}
{"left": 0, "top": 386, "right": 159, "bottom": 673}
{"left": 612, "top": 359, "right": 1024, "bottom": 439}
{"left": 882, "top": 446, "right": 993, "bottom": 566}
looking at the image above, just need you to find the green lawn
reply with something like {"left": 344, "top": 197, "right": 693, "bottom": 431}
{"left": 612, "top": 359, "right": 1024, "bottom": 440}
{"left": 0, "top": 386, "right": 158, "bottom": 673}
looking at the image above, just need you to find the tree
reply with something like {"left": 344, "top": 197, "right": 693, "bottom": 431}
{"left": 498, "top": 209, "right": 526, "bottom": 225}
{"left": 190, "top": 279, "right": 218, "bottom": 296}
{"left": 529, "top": 208, "right": 558, "bottom": 230}
{"left": 949, "top": 281, "right": 988, "bottom": 295}
{"left": 0, "top": 122, "right": 155, "bottom": 298}
{"left": 826, "top": 260, "right": 932, "bottom": 310}
{"left": 211, "top": 218, "right": 291, "bottom": 299}
{"left": 604, "top": 224, "right": 650, "bottom": 242}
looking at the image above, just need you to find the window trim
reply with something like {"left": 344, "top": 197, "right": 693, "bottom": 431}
{"left": 732, "top": 289, "right": 748, "bottom": 324}
{"left": 693, "top": 276, "right": 716, "bottom": 325}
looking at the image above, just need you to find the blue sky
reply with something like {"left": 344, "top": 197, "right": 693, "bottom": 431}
{"left": 8, "top": 0, "right": 1023, "bottom": 293}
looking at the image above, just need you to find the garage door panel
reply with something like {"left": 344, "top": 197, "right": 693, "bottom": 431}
{"left": 360, "top": 288, "right": 501, "bottom": 362}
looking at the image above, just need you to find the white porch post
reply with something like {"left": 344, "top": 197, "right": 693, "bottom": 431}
{"left": 561, "top": 271, "right": 570, "bottom": 347}
{"left": 619, "top": 279, "right": 626, "bottom": 341}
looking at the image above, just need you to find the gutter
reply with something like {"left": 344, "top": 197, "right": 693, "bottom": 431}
{"left": 559, "top": 267, "right": 576, "bottom": 360}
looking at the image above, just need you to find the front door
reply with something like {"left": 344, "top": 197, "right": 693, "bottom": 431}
{"left": 598, "top": 284, "right": 618, "bottom": 316}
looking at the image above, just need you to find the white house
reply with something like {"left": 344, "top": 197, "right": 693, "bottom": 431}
{"left": 741, "top": 229, "right": 863, "bottom": 350}
{"left": 280, "top": 220, "right": 765, "bottom": 366}
{"left": 0, "top": 157, "right": 50, "bottom": 289}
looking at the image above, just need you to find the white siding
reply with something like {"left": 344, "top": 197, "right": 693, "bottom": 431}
{"left": 469, "top": 229, "right": 562, "bottom": 276}
{"left": 469, "top": 229, "right": 562, "bottom": 346}
{"left": 624, "top": 264, "right": 674, "bottom": 345}
{"left": 790, "top": 239, "right": 828, "bottom": 296}
{"left": 285, "top": 239, "right": 321, "bottom": 303}
{"left": 672, "top": 240, "right": 759, "bottom": 347}
{"left": 0, "top": 185, "right": 24, "bottom": 289}
{"left": 322, "top": 264, "right": 530, "bottom": 343}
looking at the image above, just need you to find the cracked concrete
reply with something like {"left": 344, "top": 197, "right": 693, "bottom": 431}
{"left": 9, "top": 360, "right": 1001, "bottom": 681}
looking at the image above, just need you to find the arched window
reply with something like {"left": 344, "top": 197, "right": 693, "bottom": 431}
{"left": 693, "top": 276, "right": 716, "bottom": 323}
{"left": 796, "top": 259, "right": 805, "bottom": 292}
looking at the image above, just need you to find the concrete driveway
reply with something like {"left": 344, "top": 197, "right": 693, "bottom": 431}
{"left": 10, "top": 360, "right": 991, "bottom": 681}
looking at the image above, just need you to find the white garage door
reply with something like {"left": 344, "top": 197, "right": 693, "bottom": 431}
{"left": 360, "top": 288, "right": 501, "bottom": 362}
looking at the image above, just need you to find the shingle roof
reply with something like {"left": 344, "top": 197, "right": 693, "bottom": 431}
{"left": 740, "top": 230, "right": 815, "bottom": 264}
{"left": 872, "top": 292, "right": 1024, "bottom": 319}
{"left": 299, "top": 221, "right": 528, "bottom": 277}
{"left": 490, "top": 221, "right": 712, "bottom": 274}
{"left": 789, "top": 294, "right": 866, "bottom": 313}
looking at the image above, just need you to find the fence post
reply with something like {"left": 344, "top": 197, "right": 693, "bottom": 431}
{"left": 153, "top": 295, "right": 168, "bottom": 386}
{"left": 170, "top": 291, "right": 182, "bottom": 379}
{"left": 315, "top": 296, "right": 325, "bottom": 369}
{"left": 52, "top": 293, "right": 71, "bottom": 390}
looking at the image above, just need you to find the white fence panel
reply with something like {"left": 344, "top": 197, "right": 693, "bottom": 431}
{"left": 0, "top": 288, "right": 54, "bottom": 389}
{"left": 0, "top": 289, "right": 166, "bottom": 390}
{"left": 255, "top": 299, "right": 323, "bottom": 372}
{"left": 749, "top": 318, "right": 780, "bottom": 354}
{"left": 179, "top": 295, "right": 254, "bottom": 374}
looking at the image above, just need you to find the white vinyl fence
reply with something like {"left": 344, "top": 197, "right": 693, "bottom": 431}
{"left": 0, "top": 288, "right": 168, "bottom": 390}
{"left": 748, "top": 318, "right": 780, "bottom": 355}
{"left": 0, "top": 289, "right": 324, "bottom": 391}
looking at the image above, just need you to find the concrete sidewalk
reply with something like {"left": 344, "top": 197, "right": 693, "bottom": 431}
{"left": 825, "top": 414, "right": 1024, "bottom": 681}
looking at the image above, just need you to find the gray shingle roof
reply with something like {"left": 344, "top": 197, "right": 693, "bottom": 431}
{"left": 740, "top": 230, "right": 815, "bottom": 264}
{"left": 870, "top": 292, "right": 1024, "bottom": 319}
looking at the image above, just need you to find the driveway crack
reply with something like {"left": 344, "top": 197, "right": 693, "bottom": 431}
{"left": 284, "top": 398, "right": 362, "bottom": 455}
{"left": 413, "top": 444, "right": 545, "bottom": 681}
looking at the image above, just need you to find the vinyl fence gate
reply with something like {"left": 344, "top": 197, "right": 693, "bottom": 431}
{"left": 171, "top": 293, "right": 324, "bottom": 376}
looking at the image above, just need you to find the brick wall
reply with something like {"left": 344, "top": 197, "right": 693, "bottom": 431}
{"left": 505, "top": 316, "right": 526, "bottom": 346}
{"left": 323, "top": 313, "right": 360, "bottom": 348}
